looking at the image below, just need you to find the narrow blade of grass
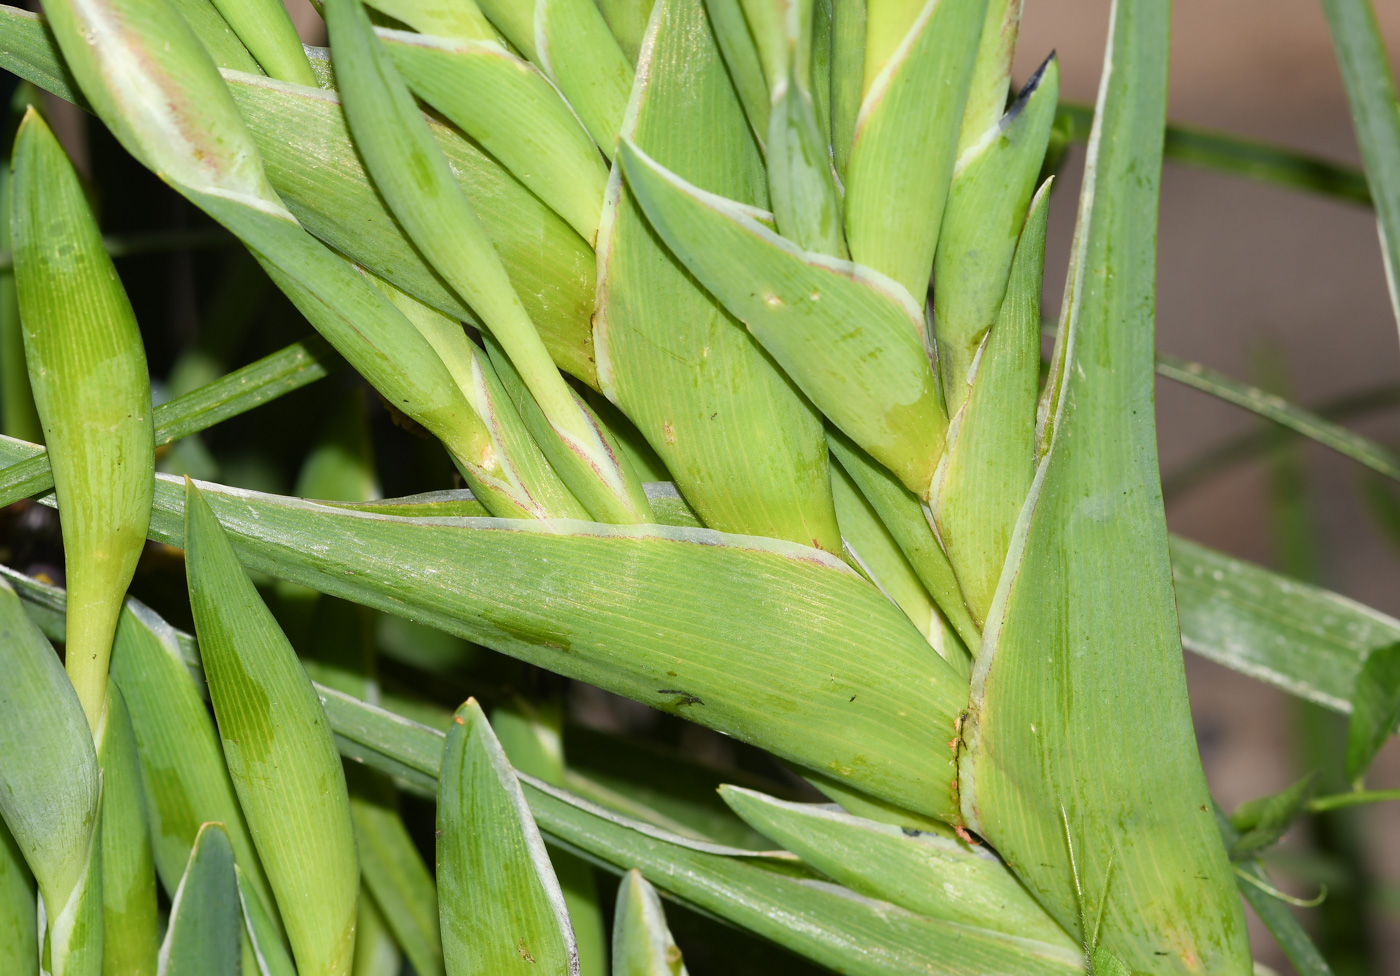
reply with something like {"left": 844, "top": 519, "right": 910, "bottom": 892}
{"left": 618, "top": 139, "right": 947, "bottom": 499}
{"left": 96, "top": 685, "right": 158, "bottom": 975}
{"left": 961, "top": 0, "right": 1251, "bottom": 965}
{"left": 1320, "top": 0, "right": 1400, "bottom": 337}
{"left": 0, "top": 576, "right": 102, "bottom": 976}
{"left": 437, "top": 700, "right": 579, "bottom": 976}
{"left": 596, "top": 0, "right": 841, "bottom": 554}
{"left": 611, "top": 870, "right": 688, "bottom": 976}
{"left": 159, "top": 823, "right": 241, "bottom": 976}
{"left": 185, "top": 480, "right": 359, "bottom": 976}
{"left": 11, "top": 109, "right": 154, "bottom": 729}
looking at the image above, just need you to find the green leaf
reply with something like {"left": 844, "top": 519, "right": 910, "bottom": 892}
{"left": 159, "top": 823, "right": 241, "bottom": 976}
{"left": 1088, "top": 948, "right": 1132, "bottom": 976}
{"left": 0, "top": 818, "right": 36, "bottom": 976}
{"left": 0, "top": 7, "right": 86, "bottom": 106}
{"left": 326, "top": 0, "right": 649, "bottom": 523}
{"left": 955, "top": 0, "right": 1021, "bottom": 153}
{"left": 165, "top": 0, "right": 261, "bottom": 73}
{"left": 826, "top": 431, "right": 980, "bottom": 650}
{"left": 1215, "top": 807, "right": 1334, "bottom": 976}
{"left": 595, "top": 0, "right": 841, "bottom": 553}
{"left": 352, "top": 891, "right": 402, "bottom": 976}
{"left": 612, "top": 870, "right": 688, "bottom": 976}
{"left": 437, "top": 700, "right": 577, "bottom": 976}
{"left": 843, "top": 0, "right": 985, "bottom": 298}
{"left": 347, "top": 769, "right": 445, "bottom": 976}
{"left": 0, "top": 85, "right": 41, "bottom": 446}
{"left": 109, "top": 602, "right": 278, "bottom": 924}
{"left": 473, "top": 0, "right": 537, "bottom": 59}
{"left": 96, "top": 685, "right": 159, "bottom": 976}
{"left": 720, "top": 787, "right": 1078, "bottom": 950}
{"left": 1345, "top": 642, "right": 1400, "bottom": 786}
{"left": 533, "top": 0, "right": 634, "bottom": 154}
{"left": 596, "top": 0, "right": 654, "bottom": 65}
{"left": 1320, "top": 0, "right": 1400, "bottom": 337}
{"left": 933, "top": 58, "right": 1058, "bottom": 411}
{"left": 11, "top": 109, "right": 154, "bottom": 729}
{"left": 703, "top": 0, "right": 771, "bottom": 143}
{"left": 827, "top": 0, "right": 862, "bottom": 179}
{"left": 959, "top": 0, "right": 1250, "bottom": 968}
{"left": 223, "top": 73, "right": 599, "bottom": 388}
{"left": 928, "top": 181, "right": 1049, "bottom": 629}
{"left": 145, "top": 472, "right": 965, "bottom": 820}
{"left": 185, "top": 480, "right": 359, "bottom": 976}
{"left": 205, "top": 0, "right": 316, "bottom": 84}
{"left": 1228, "top": 771, "right": 1320, "bottom": 860}
{"left": 381, "top": 29, "right": 609, "bottom": 244}
{"left": 0, "top": 575, "right": 102, "bottom": 976}
{"left": 831, "top": 456, "right": 969, "bottom": 671}
{"left": 363, "top": 0, "right": 497, "bottom": 41}
{"left": 617, "top": 139, "right": 947, "bottom": 499}
{"left": 235, "top": 866, "right": 296, "bottom": 976}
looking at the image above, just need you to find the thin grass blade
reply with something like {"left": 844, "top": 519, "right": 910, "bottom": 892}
{"left": 185, "top": 480, "right": 359, "bottom": 976}
{"left": 11, "top": 110, "right": 154, "bottom": 730}
{"left": 158, "top": 823, "right": 240, "bottom": 976}
{"left": 612, "top": 870, "right": 688, "bottom": 976}
{"left": 437, "top": 699, "right": 579, "bottom": 976}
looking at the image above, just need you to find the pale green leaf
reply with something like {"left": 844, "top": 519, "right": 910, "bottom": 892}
{"left": 0, "top": 819, "right": 37, "bottom": 976}
{"left": 352, "top": 891, "right": 401, "bottom": 976}
{"left": 11, "top": 109, "right": 154, "bottom": 729}
{"left": 960, "top": 0, "right": 1250, "bottom": 968}
{"left": 348, "top": 769, "right": 445, "bottom": 976}
{"left": 534, "top": 0, "right": 634, "bottom": 155}
{"left": 159, "top": 823, "right": 240, "bottom": 976}
{"left": 364, "top": 0, "right": 496, "bottom": 41}
{"left": 1320, "top": 0, "right": 1400, "bottom": 338}
{"left": 827, "top": 0, "right": 863, "bottom": 179}
{"left": 720, "top": 787, "right": 1077, "bottom": 951}
{"left": 166, "top": 0, "right": 261, "bottom": 73}
{"left": 612, "top": 870, "right": 688, "bottom": 976}
{"left": 955, "top": 0, "right": 1021, "bottom": 153}
{"left": 96, "top": 685, "right": 159, "bottom": 976}
{"left": 109, "top": 602, "right": 278, "bottom": 921}
{"left": 617, "top": 139, "right": 946, "bottom": 498}
{"left": 185, "top": 480, "right": 358, "bottom": 976}
{"left": 595, "top": 0, "right": 841, "bottom": 553}
{"left": 934, "top": 57, "right": 1058, "bottom": 410}
{"left": 596, "top": 0, "right": 654, "bottom": 64}
{"left": 928, "top": 181, "right": 1049, "bottom": 629}
{"left": 206, "top": 0, "right": 315, "bottom": 84}
{"left": 703, "top": 0, "right": 771, "bottom": 144}
{"left": 437, "top": 700, "right": 578, "bottom": 976}
{"left": 1345, "top": 641, "right": 1400, "bottom": 786}
{"left": 844, "top": 0, "right": 985, "bottom": 298}
{"left": 474, "top": 0, "right": 537, "bottom": 60}
{"left": 382, "top": 29, "right": 609, "bottom": 244}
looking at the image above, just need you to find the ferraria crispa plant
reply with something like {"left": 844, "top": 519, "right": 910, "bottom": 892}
{"left": 0, "top": 0, "right": 1396, "bottom": 971}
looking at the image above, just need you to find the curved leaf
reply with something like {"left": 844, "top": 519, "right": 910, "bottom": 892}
{"left": 159, "top": 823, "right": 240, "bottom": 976}
{"left": 611, "top": 870, "right": 688, "bottom": 976}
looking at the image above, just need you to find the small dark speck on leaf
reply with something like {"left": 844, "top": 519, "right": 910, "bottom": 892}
{"left": 849, "top": 695, "right": 856, "bottom": 702}
{"left": 657, "top": 689, "right": 703, "bottom": 706}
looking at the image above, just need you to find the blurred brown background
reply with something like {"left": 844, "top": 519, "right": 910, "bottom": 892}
{"left": 1014, "top": 0, "right": 1400, "bottom": 969}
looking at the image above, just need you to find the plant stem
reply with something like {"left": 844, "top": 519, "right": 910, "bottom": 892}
{"left": 1307, "top": 789, "right": 1400, "bottom": 813}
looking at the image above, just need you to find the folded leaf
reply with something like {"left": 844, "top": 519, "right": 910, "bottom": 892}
{"left": 618, "top": 139, "right": 946, "bottom": 498}
{"left": 596, "top": 0, "right": 841, "bottom": 553}
{"left": 0, "top": 576, "right": 102, "bottom": 976}
{"left": 720, "top": 787, "right": 1077, "bottom": 951}
{"left": 11, "top": 110, "right": 154, "bottom": 729}
{"left": 612, "top": 870, "right": 688, "bottom": 976}
{"left": 96, "top": 685, "right": 159, "bottom": 976}
{"left": 534, "top": 0, "right": 634, "bottom": 154}
{"left": 959, "top": 0, "right": 1250, "bottom": 966}
{"left": 1345, "top": 642, "right": 1400, "bottom": 786}
{"left": 933, "top": 57, "right": 1058, "bottom": 410}
{"left": 844, "top": 0, "right": 985, "bottom": 298}
{"left": 382, "top": 29, "right": 609, "bottom": 243}
{"left": 159, "top": 823, "right": 241, "bottom": 976}
{"left": 1228, "top": 771, "right": 1320, "bottom": 860}
{"left": 928, "top": 181, "right": 1049, "bottom": 629}
{"left": 0, "top": 819, "right": 36, "bottom": 976}
{"left": 437, "top": 700, "right": 579, "bottom": 976}
{"left": 185, "top": 481, "right": 359, "bottom": 976}
{"left": 143, "top": 472, "right": 965, "bottom": 819}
